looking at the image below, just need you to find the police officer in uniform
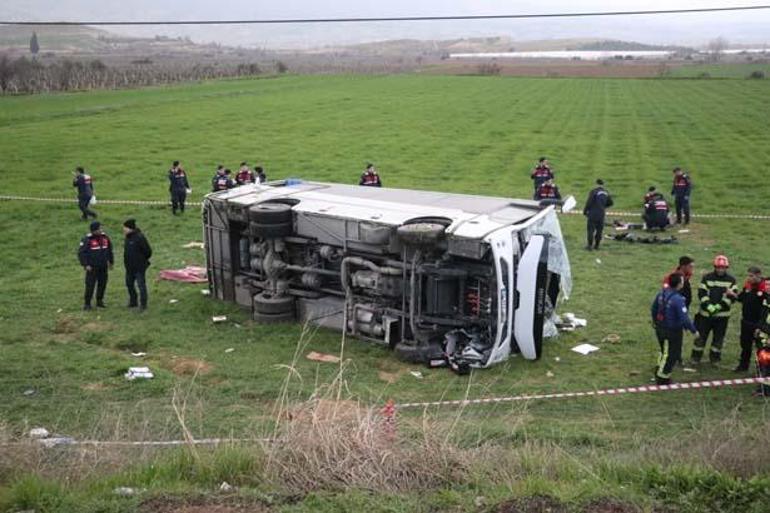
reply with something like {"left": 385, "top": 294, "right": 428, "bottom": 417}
{"left": 642, "top": 187, "right": 671, "bottom": 231}
{"left": 534, "top": 178, "right": 562, "bottom": 203}
{"left": 78, "top": 221, "right": 113, "bottom": 310}
{"left": 211, "top": 165, "right": 235, "bottom": 192}
{"left": 651, "top": 272, "right": 698, "bottom": 384}
{"left": 168, "top": 161, "right": 190, "bottom": 214}
{"left": 530, "top": 157, "right": 554, "bottom": 196}
{"left": 359, "top": 163, "right": 382, "bottom": 187}
{"left": 690, "top": 255, "right": 739, "bottom": 364}
{"left": 671, "top": 167, "right": 692, "bottom": 225}
{"left": 236, "top": 162, "right": 256, "bottom": 185}
{"left": 582, "top": 179, "right": 613, "bottom": 251}
{"left": 72, "top": 166, "right": 97, "bottom": 220}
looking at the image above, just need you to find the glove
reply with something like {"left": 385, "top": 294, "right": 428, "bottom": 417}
{"left": 706, "top": 303, "right": 721, "bottom": 315}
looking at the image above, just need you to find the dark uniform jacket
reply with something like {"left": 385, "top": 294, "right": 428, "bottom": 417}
{"left": 168, "top": 169, "right": 190, "bottom": 193}
{"left": 737, "top": 279, "right": 768, "bottom": 323}
{"left": 78, "top": 232, "right": 113, "bottom": 268}
{"left": 212, "top": 173, "right": 234, "bottom": 191}
{"left": 583, "top": 186, "right": 613, "bottom": 222}
{"left": 73, "top": 174, "right": 94, "bottom": 198}
{"left": 531, "top": 165, "right": 554, "bottom": 189}
{"left": 124, "top": 230, "right": 152, "bottom": 271}
{"left": 359, "top": 171, "right": 382, "bottom": 187}
{"left": 651, "top": 288, "right": 697, "bottom": 332}
{"left": 535, "top": 183, "right": 561, "bottom": 200}
{"left": 671, "top": 173, "right": 692, "bottom": 198}
{"left": 697, "top": 271, "right": 739, "bottom": 318}
{"left": 644, "top": 193, "right": 670, "bottom": 226}
{"left": 236, "top": 169, "right": 255, "bottom": 185}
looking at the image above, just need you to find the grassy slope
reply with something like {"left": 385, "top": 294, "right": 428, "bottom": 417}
{"left": 667, "top": 62, "right": 770, "bottom": 78}
{"left": 0, "top": 75, "right": 769, "bottom": 510}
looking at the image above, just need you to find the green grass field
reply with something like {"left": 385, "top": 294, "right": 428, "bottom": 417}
{"left": 1, "top": 75, "right": 769, "bottom": 512}
{"left": 667, "top": 62, "right": 770, "bottom": 79}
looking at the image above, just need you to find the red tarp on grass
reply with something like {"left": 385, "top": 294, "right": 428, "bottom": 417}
{"left": 159, "top": 266, "right": 208, "bottom": 283}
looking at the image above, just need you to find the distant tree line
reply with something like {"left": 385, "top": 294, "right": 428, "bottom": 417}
{"left": 0, "top": 55, "right": 288, "bottom": 95}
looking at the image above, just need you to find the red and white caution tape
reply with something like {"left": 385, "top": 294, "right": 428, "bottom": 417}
{"left": 395, "top": 376, "right": 769, "bottom": 410}
{"left": 1, "top": 195, "right": 769, "bottom": 220}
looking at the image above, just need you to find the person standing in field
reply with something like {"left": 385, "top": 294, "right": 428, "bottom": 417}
{"left": 582, "top": 179, "right": 613, "bottom": 251}
{"left": 663, "top": 256, "right": 696, "bottom": 310}
{"left": 651, "top": 272, "right": 698, "bottom": 385}
{"left": 72, "top": 166, "right": 97, "bottom": 220}
{"left": 530, "top": 157, "right": 554, "bottom": 196}
{"left": 671, "top": 167, "right": 692, "bottom": 225}
{"left": 236, "top": 162, "right": 255, "bottom": 185}
{"left": 359, "top": 163, "right": 382, "bottom": 187}
{"left": 122, "top": 219, "right": 152, "bottom": 311}
{"left": 734, "top": 266, "right": 768, "bottom": 372}
{"left": 168, "top": 161, "right": 190, "bottom": 215}
{"left": 78, "top": 221, "right": 113, "bottom": 310}
{"left": 690, "top": 255, "right": 739, "bottom": 364}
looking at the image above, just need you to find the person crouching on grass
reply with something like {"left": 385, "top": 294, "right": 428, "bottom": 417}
{"left": 123, "top": 219, "right": 152, "bottom": 311}
{"left": 651, "top": 272, "right": 697, "bottom": 385}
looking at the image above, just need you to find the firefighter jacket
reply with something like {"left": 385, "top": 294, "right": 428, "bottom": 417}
{"left": 697, "top": 271, "right": 739, "bottom": 318}
{"left": 78, "top": 232, "right": 114, "bottom": 269}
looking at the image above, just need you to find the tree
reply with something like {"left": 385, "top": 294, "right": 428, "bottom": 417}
{"left": 707, "top": 37, "right": 728, "bottom": 62}
{"left": 29, "top": 32, "right": 39, "bottom": 57}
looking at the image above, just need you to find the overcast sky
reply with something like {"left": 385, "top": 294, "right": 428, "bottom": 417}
{"left": 2, "top": 1, "right": 769, "bottom": 48}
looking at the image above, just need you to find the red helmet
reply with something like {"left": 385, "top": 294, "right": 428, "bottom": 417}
{"left": 757, "top": 348, "right": 770, "bottom": 367}
{"left": 713, "top": 255, "right": 729, "bottom": 268}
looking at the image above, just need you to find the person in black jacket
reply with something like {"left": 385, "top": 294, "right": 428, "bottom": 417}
{"left": 582, "top": 179, "right": 614, "bottom": 250}
{"left": 734, "top": 266, "right": 768, "bottom": 372}
{"left": 122, "top": 219, "right": 152, "bottom": 310}
{"left": 671, "top": 167, "right": 692, "bottom": 225}
{"left": 72, "top": 166, "right": 97, "bottom": 220}
{"left": 168, "top": 161, "right": 190, "bottom": 215}
{"left": 78, "top": 221, "right": 113, "bottom": 310}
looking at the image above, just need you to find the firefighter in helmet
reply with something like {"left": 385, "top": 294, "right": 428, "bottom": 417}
{"left": 690, "top": 255, "right": 739, "bottom": 364}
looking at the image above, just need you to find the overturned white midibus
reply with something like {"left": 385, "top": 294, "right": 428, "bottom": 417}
{"left": 203, "top": 180, "right": 572, "bottom": 371}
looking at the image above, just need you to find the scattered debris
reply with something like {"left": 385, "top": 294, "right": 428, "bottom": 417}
{"left": 571, "top": 343, "right": 600, "bottom": 355}
{"left": 23, "top": 388, "right": 36, "bottom": 396}
{"left": 159, "top": 266, "right": 207, "bottom": 283}
{"left": 114, "top": 487, "right": 139, "bottom": 497}
{"left": 201, "top": 289, "right": 211, "bottom": 296}
{"left": 168, "top": 299, "right": 179, "bottom": 304}
{"left": 678, "top": 229, "right": 690, "bottom": 234}
{"left": 56, "top": 308, "right": 63, "bottom": 313}
{"left": 212, "top": 315, "right": 227, "bottom": 323}
{"left": 629, "top": 370, "right": 640, "bottom": 377}
{"left": 183, "top": 241, "right": 206, "bottom": 249}
{"left": 554, "top": 357, "right": 561, "bottom": 362}
{"left": 39, "top": 436, "right": 74, "bottom": 448}
{"left": 233, "top": 323, "right": 242, "bottom": 329}
{"left": 609, "top": 232, "right": 678, "bottom": 244}
{"left": 556, "top": 313, "right": 587, "bottom": 331}
{"left": 546, "top": 371, "right": 555, "bottom": 378}
{"left": 602, "top": 333, "right": 621, "bottom": 344}
{"left": 683, "top": 367, "right": 697, "bottom": 373}
{"left": 561, "top": 196, "right": 577, "bottom": 213}
{"left": 131, "top": 352, "right": 147, "bottom": 357}
{"left": 29, "top": 427, "right": 50, "bottom": 439}
{"left": 125, "top": 367, "right": 154, "bottom": 380}
{"left": 410, "top": 370, "right": 424, "bottom": 379}
{"left": 219, "top": 481, "right": 234, "bottom": 492}
{"left": 224, "top": 348, "right": 235, "bottom": 353}
{"left": 306, "top": 351, "right": 341, "bottom": 363}
{"left": 474, "top": 496, "right": 487, "bottom": 508}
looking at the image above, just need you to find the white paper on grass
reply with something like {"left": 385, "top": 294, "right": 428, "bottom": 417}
{"left": 571, "top": 343, "right": 600, "bottom": 355}
{"left": 125, "top": 367, "right": 154, "bottom": 380}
